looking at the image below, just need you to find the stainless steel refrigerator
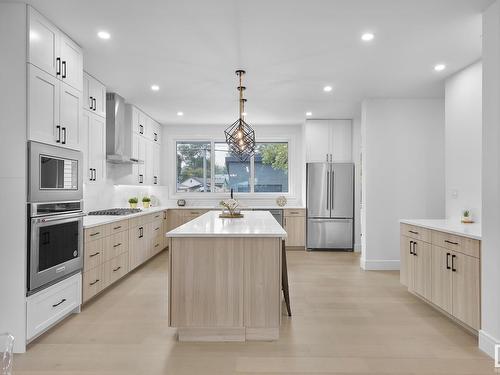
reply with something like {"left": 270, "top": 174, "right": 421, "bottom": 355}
{"left": 306, "top": 162, "right": 354, "bottom": 250}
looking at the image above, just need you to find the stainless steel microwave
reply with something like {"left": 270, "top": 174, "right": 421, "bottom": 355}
{"left": 28, "top": 141, "right": 83, "bottom": 203}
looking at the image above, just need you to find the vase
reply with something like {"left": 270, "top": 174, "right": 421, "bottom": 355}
{"left": 143, "top": 202, "right": 150, "bottom": 208}
{"left": 130, "top": 203, "right": 137, "bottom": 208}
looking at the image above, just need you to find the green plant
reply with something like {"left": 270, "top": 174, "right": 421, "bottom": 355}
{"left": 463, "top": 210, "right": 470, "bottom": 217}
{"left": 128, "top": 197, "right": 138, "bottom": 204}
{"left": 142, "top": 196, "right": 151, "bottom": 203}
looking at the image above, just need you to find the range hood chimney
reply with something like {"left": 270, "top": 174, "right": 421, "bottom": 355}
{"left": 106, "top": 93, "right": 143, "bottom": 164}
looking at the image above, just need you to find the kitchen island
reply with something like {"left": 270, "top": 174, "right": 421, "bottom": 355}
{"left": 166, "top": 210, "right": 287, "bottom": 342}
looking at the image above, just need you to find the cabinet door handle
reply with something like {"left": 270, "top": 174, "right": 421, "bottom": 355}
{"left": 451, "top": 254, "right": 457, "bottom": 272}
{"left": 90, "top": 231, "right": 100, "bottom": 237}
{"left": 89, "top": 168, "right": 93, "bottom": 180}
{"left": 52, "top": 298, "right": 66, "bottom": 307}
{"left": 56, "top": 125, "right": 61, "bottom": 143}
{"left": 139, "top": 227, "right": 144, "bottom": 238}
{"left": 56, "top": 57, "right": 61, "bottom": 76}
{"left": 408, "top": 230, "right": 419, "bottom": 235}
{"left": 62, "top": 61, "right": 67, "bottom": 78}
{"left": 139, "top": 124, "right": 144, "bottom": 134}
{"left": 413, "top": 242, "right": 417, "bottom": 256}
{"left": 113, "top": 266, "right": 121, "bottom": 272}
{"left": 444, "top": 240, "right": 459, "bottom": 246}
{"left": 446, "top": 252, "right": 451, "bottom": 270}
{"left": 154, "top": 243, "right": 159, "bottom": 248}
{"left": 113, "top": 242, "right": 122, "bottom": 248}
{"left": 89, "top": 96, "right": 93, "bottom": 109}
{"left": 93, "top": 168, "right": 97, "bottom": 181}
{"left": 89, "top": 279, "right": 100, "bottom": 286}
{"left": 113, "top": 226, "right": 122, "bottom": 230}
{"left": 93, "top": 98, "right": 96, "bottom": 111}
{"left": 61, "top": 127, "right": 67, "bottom": 144}
{"left": 409, "top": 241, "right": 414, "bottom": 255}
{"left": 89, "top": 252, "right": 100, "bottom": 258}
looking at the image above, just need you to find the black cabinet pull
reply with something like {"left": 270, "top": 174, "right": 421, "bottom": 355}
{"left": 446, "top": 253, "right": 451, "bottom": 270}
{"left": 113, "top": 242, "right": 122, "bottom": 248}
{"left": 154, "top": 132, "right": 157, "bottom": 141}
{"left": 89, "top": 96, "right": 93, "bottom": 109}
{"left": 451, "top": 255, "right": 457, "bottom": 272}
{"left": 408, "top": 230, "right": 419, "bottom": 235}
{"left": 89, "top": 279, "right": 100, "bottom": 286}
{"left": 413, "top": 242, "right": 417, "bottom": 256}
{"left": 89, "top": 168, "right": 93, "bottom": 180}
{"left": 93, "top": 168, "right": 97, "bottom": 181}
{"left": 409, "top": 241, "right": 414, "bottom": 255}
{"left": 139, "top": 124, "right": 144, "bottom": 134}
{"left": 139, "top": 227, "right": 144, "bottom": 238}
{"left": 56, "top": 125, "right": 61, "bottom": 143}
{"left": 56, "top": 57, "right": 61, "bottom": 75}
{"left": 154, "top": 243, "right": 159, "bottom": 248}
{"left": 62, "top": 61, "right": 67, "bottom": 78}
{"left": 113, "top": 266, "right": 121, "bottom": 272}
{"left": 89, "top": 252, "right": 100, "bottom": 258}
{"left": 139, "top": 174, "right": 143, "bottom": 184}
{"left": 93, "top": 98, "right": 96, "bottom": 111}
{"left": 444, "top": 240, "right": 459, "bottom": 246}
{"left": 89, "top": 231, "right": 100, "bottom": 237}
{"left": 52, "top": 298, "right": 66, "bottom": 307}
{"left": 61, "top": 127, "right": 66, "bottom": 144}
{"left": 113, "top": 226, "right": 122, "bottom": 230}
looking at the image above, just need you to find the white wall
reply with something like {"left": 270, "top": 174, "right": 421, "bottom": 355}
{"left": 161, "top": 124, "right": 304, "bottom": 207}
{"left": 361, "top": 99, "right": 445, "bottom": 270}
{"left": 0, "top": 3, "right": 27, "bottom": 353}
{"left": 445, "top": 61, "right": 482, "bottom": 222}
{"left": 479, "top": 0, "right": 500, "bottom": 359}
{"left": 352, "top": 117, "right": 362, "bottom": 251}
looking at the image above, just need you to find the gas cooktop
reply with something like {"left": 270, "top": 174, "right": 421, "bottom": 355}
{"left": 88, "top": 208, "right": 142, "bottom": 216}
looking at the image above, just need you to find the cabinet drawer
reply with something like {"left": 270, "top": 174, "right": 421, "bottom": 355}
{"left": 27, "top": 273, "right": 82, "bottom": 340}
{"left": 82, "top": 265, "right": 105, "bottom": 303}
{"left": 150, "top": 211, "right": 163, "bottom": 222}
{"left": 151, "top": 236, "right": 163, "bottom": 256}
{"left": 151, "top": 219, "right": 163, "bottom": 239}
{"left": 104, "top": 230, "right": 129, "bottom": 262}
{"left": 84, "top": 238, "right": 104, "bottom": 272}
{"left": 432, "top": 231, "right": 480, "bottom": 258}
{"left": 85, "top": 225, "right": 106, "bottom": 242}
{"left": 105, "top": 252, "right": 129, "bottom": 286}
{"left": 284, "top": 209, "right": 305, "bottom": 217}
{"left": 184, "top": 210, "right": 208, "bottom": 216}
{"left": 400, "top": 224, "right": 431, "bottom": 242}
{"left": 106, "top": 219, "right": 129, "bottom": 236}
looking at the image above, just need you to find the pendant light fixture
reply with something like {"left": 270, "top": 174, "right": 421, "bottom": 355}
{"left": 224, "top": 70, "right": 256, "bottom": 161}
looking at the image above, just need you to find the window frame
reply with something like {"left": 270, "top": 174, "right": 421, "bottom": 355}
{"left": 173, "top": 138, "right": 292, "bottom": 197}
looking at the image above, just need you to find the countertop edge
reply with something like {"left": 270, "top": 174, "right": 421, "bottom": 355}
{"left": 83, "top": 206, "right": 168, "bottom": 228}
{"left": 399, "top": 219, "right": 481, "bottom": 240}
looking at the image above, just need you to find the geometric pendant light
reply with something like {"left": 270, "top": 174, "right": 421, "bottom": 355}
{"left": 224, "top": 69, "right": 256, "bottom": 161}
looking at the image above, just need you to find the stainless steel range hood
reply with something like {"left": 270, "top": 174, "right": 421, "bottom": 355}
{"left": 106, "top": 93, "right": 143, "bottom": 164}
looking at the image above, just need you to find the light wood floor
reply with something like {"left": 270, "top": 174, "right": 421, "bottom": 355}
{"left": 15, "top": 250, "right": 494, "bottom": 374}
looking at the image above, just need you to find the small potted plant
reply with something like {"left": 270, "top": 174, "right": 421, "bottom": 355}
{"left": 219, "top": 199, "right": 242, "bottom": 218}
{"left": 142, "top": 196, "right": 151, "bottom": 208}
{"left": 128, "top": 197, "right": 138, "bottom": 208}
{"left": 461, "top": 210, "right": 473, "bottom": 223}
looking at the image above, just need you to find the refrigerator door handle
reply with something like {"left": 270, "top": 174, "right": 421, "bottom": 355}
{"left": 326, "top": 170, "right": 330, "bottom": 210}
{"left": 330, "top": 169, "right": 334, "bottom": 211}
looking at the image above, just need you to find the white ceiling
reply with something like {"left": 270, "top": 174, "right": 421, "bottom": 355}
{"left": 15, "top": 0, "right": 492, "bottom": 125}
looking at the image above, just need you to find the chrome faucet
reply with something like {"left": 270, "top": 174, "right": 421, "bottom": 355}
{"left": 230, "top": 188, "right": 234, "bottom": 199}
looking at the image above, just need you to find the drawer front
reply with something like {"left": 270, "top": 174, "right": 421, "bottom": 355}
{"left": 432, "top": 231, "right": 480, "bottom": 258}
{"left": 151, "top": 236, "right": 163, "bottom": 256}
{"left": 104, "top": 230, "right": 129, "bottom": 262}
{"left": 284, "top": 209, "right": 305, "bottom": 217}
{"left": 400, "top": 224, "right": 431, "bottom": 242}
{"left": 106, "top": 219, "right": 129, "bottom": 236}
{"left": 105, "top": 252, "right": 129, "bottom": 286}
{"left": 27, "top": 273, "right": 82, "bottom": 340}
{"left": 151, "top": 219, "right": 163, "bottom": 239}
{"left": 82, "top": 265, "right": 105, "bottom": 303}
{"left": 150, "top": 211, "right": 163, "bottom": 222}
{"left": 184, "top": 210, "right": 208, "bottom": 217}
{"left": 84, "top": 238, "right": 104, "bottom": 272}
{"left": 85, "top": 225, "right": 106, "bottom": 242}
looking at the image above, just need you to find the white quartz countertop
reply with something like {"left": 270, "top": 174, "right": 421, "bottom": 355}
{"left": 400, "top": 219, "right": 481, "bottom": 240}
{"left": 83, "top": 206, "right": 169, "bottom": 228}
{"left": 166, "top": 210, "right": 287, "bottom": 238}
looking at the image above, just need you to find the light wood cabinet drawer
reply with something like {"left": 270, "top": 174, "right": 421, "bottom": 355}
{"left": 184, "top": 209, "right": 208, "bottom": 217}
{"left": 400, "top": 224, "right": 431, "bottom": 242}
{"left": 85, "top": 225, "right": 106, "bottom": 242}
{"left": 27, "top": 273, "right": 82, "bottom": 340}
{"left": 83, "top": 238, "right": 104, "bottom": 271}
{"left": 151, "top": 236, "right": 163, "bottom": 256}
{"left": 104, "top": 230, "right": 129, "bottom": 262}
{"left": 106, "top": 219, "right": 129, "bottom": 236}
{"left": 150, "top": 211, "right": 163, "bottom": 222}
{"left": 105, "top": 252, "right": 129, "bottom": 286}
{"left": 82, "top": 265, "right": 105, "bottom": 303}
{"left": 151, "top": 219, "right": 163, "bottom": 239}
{"left": 431, "top": 231, "right": 480, "bottom": 258}
{"left": 284, "top": 209, "right": 305, "bottom": 217}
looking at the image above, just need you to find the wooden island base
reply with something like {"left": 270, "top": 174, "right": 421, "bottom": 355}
{"left": 168, "top": 236, "right": 282, "bottom": 342}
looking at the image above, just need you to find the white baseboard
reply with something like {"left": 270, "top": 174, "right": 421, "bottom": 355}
{"left": 360, "top": 257, "right": 400, "bottom": 270}
{"left": 354, "top": 243, "right": 361, "bottom": 252}
{"left": 479, "top": 329, "right": 500, "bottom": 359}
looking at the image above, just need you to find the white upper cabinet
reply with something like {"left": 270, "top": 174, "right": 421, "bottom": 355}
{"left": 305, "top": 119, "right": 352, "bottom": 163}
{"left": 153, "top": 143, "right": 161, "bottom": 185}
{"left": 60, "top": 82, "right": 82, "bottom": 149}
{"left": 82, "top": 111, "right": 106, "bottom": 184}
{"left": 28, "top": 6, "right": 83, "bottom": 92}
{"left": 83, "top": 72, "right": 106, "bottom": 118}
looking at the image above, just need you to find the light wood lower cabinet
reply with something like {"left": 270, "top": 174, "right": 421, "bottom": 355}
{"left": 283, "top": 209, "right": 305, "bottom": 248}
{"left": 400, "top": 224, "right": 481, "bottom": 331}
{"left": 167, "top": 209, "right": 209, "bottom": 231}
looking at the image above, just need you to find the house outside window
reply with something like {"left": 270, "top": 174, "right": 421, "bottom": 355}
{"left": 176, "top": 141, "right": 211, "bottom": 192}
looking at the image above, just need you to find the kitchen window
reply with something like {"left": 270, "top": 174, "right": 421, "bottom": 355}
{"left": 175, "top": 141, "right": 289, "bottom": 194}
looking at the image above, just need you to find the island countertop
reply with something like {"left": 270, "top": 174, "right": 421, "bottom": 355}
{"left": 166, "top": 210, "right": 287, "bottom": 238}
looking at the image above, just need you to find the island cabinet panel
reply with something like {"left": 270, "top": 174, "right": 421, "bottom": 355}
{"left": 167, "top": 210, "right": 185, "bottom": 231}
{"left": 430, "top": 245, "right": 452, "bottom": 314}
{"left": 451, "top": 253, "right": 480, "bottom": 330}
{"left": 170, "top": 238, "right": 244, "bottom": 328}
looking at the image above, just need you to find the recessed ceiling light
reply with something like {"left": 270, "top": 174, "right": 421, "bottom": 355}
{"left": 306, "top": 112, "right": 312, "bottom": 116}
{"left": 97, "top": 31, "right": 111, "bottom": 40}
{"left": 151, "top": 84, "right": 160, "bottom": 91}
{"left": 177, "top": 111, "right": 184, "bottom": 116}
{"left": 434, "top": 64, "right": 446, "bottom": 72}
{"left": 361, "top": 32, "right": 375, "bottom": 41}
{"left": 323, "top": 86, "right": 333, "bottom": 92}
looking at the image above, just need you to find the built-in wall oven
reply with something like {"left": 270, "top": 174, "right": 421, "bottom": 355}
{"left": 27, "top": 141, "right": 84, "bottom": 294}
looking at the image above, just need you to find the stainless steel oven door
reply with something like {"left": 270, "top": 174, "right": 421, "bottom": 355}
{"left": 28, "top": 141, "right": 83, "bottom": 203}
{"left": 29, "top": 212, "right": 84, "bottom": 292}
